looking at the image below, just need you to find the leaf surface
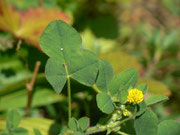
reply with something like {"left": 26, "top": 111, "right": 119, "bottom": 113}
{"left": 13, "top": 128, "right": 28, "bottom": 135}
{"left": 78, "top": 117, "right": 89, "bottom": 131}
{"left": 96, "top": 93, "right": 114, "bottom": 114}
{"left": 0, "top": 118, "right": 54, "bottom": 135}
{"left": 145, "top": 95, "right": 169, "bottom": 106}
{"left": 136, "top": 101, "right": 147, "bottom": 116}
{"left": 96, "top": 59, "right": 114, "bottom": 92}
{"left": 68, "top": 118, "right": 78, "bottom": 131}
{"left": 108, "top": 69, "right": 139, "bottom": 103}
{"left": 157, "top": 120, "right": 180, "bottom": 135}
{"left": 0, "top": 89, "right": 65, "bottom": 111}
{"left": 134, "top": 110, "right": 158, "bottom": 135}
{"left": 139, "top": 79, "right": 171, "bottom": 96}
{"left": 41, "top": 21, "right": 99, "bottom": 93}
{"left": 34, "top": 128, "right": 42, "bottom": 135}
{"left": 137, "top": 83, "right": 148, "bottom": 95}
{"left": 6, "top": 109, "right": 21, "bottom": 130}
{"left": 99, "top": 51, "right": 142, "bottom": 74}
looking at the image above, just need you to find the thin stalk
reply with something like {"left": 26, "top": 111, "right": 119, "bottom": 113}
{"left": 92, "top": 84, "right": 101, "bottom": 93}
{"left": 85, "top": 125, "right": 106, "bottom": 135}
{"left": 67, "top": 76, "right": 71, "bottom": 121}
{"left": 25, "top": 61, "right": 41, "bottom": 116}
{"left": 117, "top": 131, "right": 129, "bottom": 135}
{"left": 115, "top": 117, "right": 132, "bottom": 127}
{"left": 64, "top": 62, "right": 72, "bottom": 121}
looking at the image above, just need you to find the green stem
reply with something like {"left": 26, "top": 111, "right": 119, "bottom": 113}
{"left": 85, "top": 106, "right": 138, "bottom": 134}
{"left": 92, "top": 84, "right": 101, "bottom": 93}
{"left": 117, "top": 117, "right": 132, "bottom": 125}
{"left": 116, "top": 105, "right": 137, "bottom": 126}
{"left": 117, "top": 131, "right": 129, "bottom": 135}
{"left": 85, "top": 125, "right": 106, "bottom": 135}
{"left": 64, "top": 61, "right": 72, "bottom": 121}
{"left": 67, "top": 76, "right": 71, "bottom": 121}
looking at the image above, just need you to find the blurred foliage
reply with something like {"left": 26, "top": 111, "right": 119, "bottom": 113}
{"left": 0, "top": 33, "right": 13, "bottom": 51}
{"left": 99, "top": 50, "right": 142, "bottom": 74}
{"left": 0, "top": 0, "right": 71, "bottom": 50}
{"left": 0, "top": 117, "right": 59, "bottom": 135}
{"left": 6, "top": 0, "right": 58, "bottom": 10}
{"left": 0, "top": 0, "right": 180, "bottom": 134}
{"left": 81, "top": 29, "right": 116, "bottom": 54}
{"left": 0, "top": 88, "right": 65, "bottom": 111}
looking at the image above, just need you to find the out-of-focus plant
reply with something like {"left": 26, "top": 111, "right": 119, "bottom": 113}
{"left": 0, "top": 0, "right": 71, "bottom": 50}
{"left": 81, "top": 29, "right": 116, "bottom": 54}
{"left": 1, "top": 109, "right": 29, "bottom": 135}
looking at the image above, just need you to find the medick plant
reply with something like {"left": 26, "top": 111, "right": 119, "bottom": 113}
{"left": 1, "top": 109, "right": 41, "bottom": 135}
{"left": 39, "top": 20, "right": 180, "bottom": 135}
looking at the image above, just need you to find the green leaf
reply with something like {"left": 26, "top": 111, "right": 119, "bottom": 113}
{"left": 66, "top": 50, "right": 98, "bottom": 86}
{"left": 68, "top": 118, "right": 78, "bottom": 131}
{"left": 40, "top": 20, "right": 82, "bottom": 59}
{"left": 45, "top": 50, "right": 98, "bottom": 94}
{"left": 74, "top": 131, "right": 84, "bottom": 135}
{"left": 157, "top": 120, "right": 180, "bottom": 135}
{"left": 1, "top": 133, "right": 10, "bottom": 135}
{"left": 136, "top": 101, "right": 147, "bottom": 116}
{"left": 134, "top": 110, "right": 158, "bottom": 135}
{"left": 45, "top": 58, "right": 67, "bottom": 94}
{"left": 13, "top": 128, "right": 28, "bottom": 135}
{"left": 6, "top": 109, "right": 21, "bottom": 130}
{"left": 96, "top": 59, "right": 114, "bottom": 92}
{"left": 0, "top": 118, "right": 54, "bottom": 135}
{"left": 0, "top": 131, "right": 10, "bottom": 135}
{"left": 0, "top": 89, "right": 65, "bottom": 111}
{"left": 34, "top": 128, "right": 42, "bottom": 135}
{"left": 78, "top": 117, "right": 89, "bottom": 131}
{"left": 96, "top": 93, "right": 114, "bottom": 114}
{"left": 1, "top": 132, "right": 11, "bottom": 135}
{"left": 145, "top": 95, "right": 169, "bottom": 106}
{"left": 41, "top": 20, "right": 99, "bottom": 94}
{"left": 163, "top": 32, "right": 179, "bottom": 51}
{"left": 58, "top": 126, "right": 67, "bottom": 135}
{"left": 80, "top": 28, "right": 116, "bottom": 54}
{"left": 137, "top": 84, "right": 148, "bottom": 95}
{"left": 108, "top": 68, "right": 139, "bottom": 103}
{"left": 121, "top": 120, "right": 136, "bottom": 135}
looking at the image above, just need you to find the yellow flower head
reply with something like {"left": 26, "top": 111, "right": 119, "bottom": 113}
{"left": 127, "top": 88, "right": 143, "bottom": 104}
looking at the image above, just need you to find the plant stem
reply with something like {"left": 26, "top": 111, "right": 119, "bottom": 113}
{"left": 85, "top": 125, "right": 106, "bottom": 135}
{"left": 85, "top": 106, "right": 138, "bottom": 134}
{"left": 25, "top": 61, "right": 41, "bottom": 116}
{"left": 117, "top": 131, "right": 129, "bottom": 135}
{"left": 114, "top": 105, "right": 137, "bottom": 128}
{"left": 92, "top": 84, "right": 101, "bottom": 93}
{"left": 67, "top": 76, "right": 71, "bottom": 121}
{"left": 64, "top": 62, "right": 72, "bottom": 121}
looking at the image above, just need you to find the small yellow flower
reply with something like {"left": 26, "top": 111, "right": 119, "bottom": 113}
{"left": 127, "top": 88, "right": 143, "bottom": 104}
{"left": 123, "top": 109, "right": 131, "bottom": 116}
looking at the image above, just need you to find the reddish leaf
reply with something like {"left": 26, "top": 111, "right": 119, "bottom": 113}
{"left": 0, "top": 0, "right": 71, "bottom": 50}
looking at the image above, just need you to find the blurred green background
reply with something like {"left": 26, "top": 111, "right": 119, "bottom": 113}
{"left": 0, "top": 0, "right": 179, "bottom": 134}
